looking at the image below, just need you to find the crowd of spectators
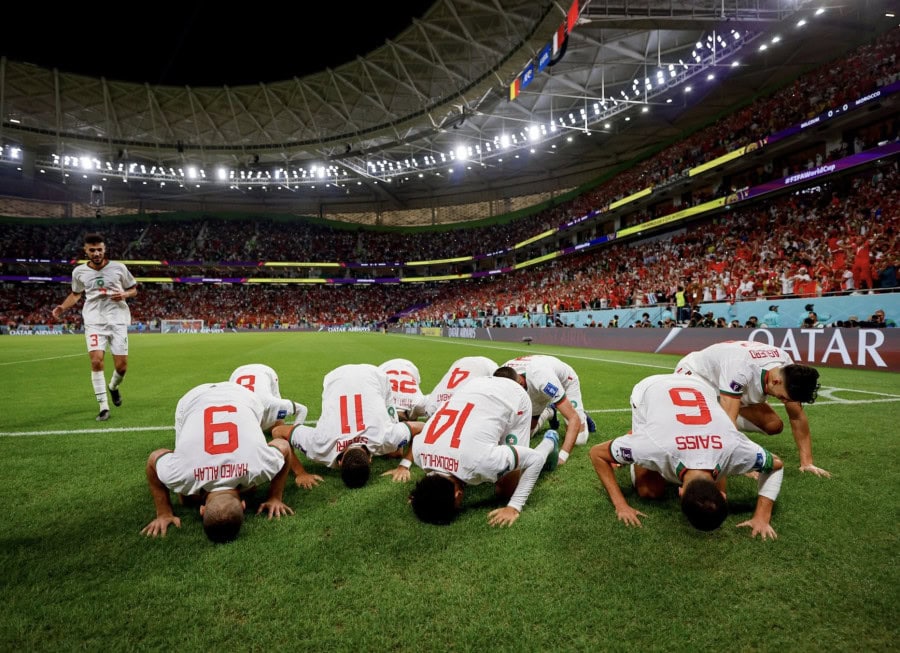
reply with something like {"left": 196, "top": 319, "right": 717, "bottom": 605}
{"left": 1, "top": 28, "right": 897, "bottom": 330}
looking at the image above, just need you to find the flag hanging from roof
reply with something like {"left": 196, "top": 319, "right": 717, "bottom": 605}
{"left": 567, "top": 0, "right": 578, "bottom": 34}
{"left": 508, "top": 0, "right": 579, "bottom": 102}
{"left": 509, "top": 77, "right": 521, "bottom": 100}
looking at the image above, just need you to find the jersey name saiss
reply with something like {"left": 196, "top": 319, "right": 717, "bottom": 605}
{"left": 674, "top": 435, "right": 723, "bottom": 450}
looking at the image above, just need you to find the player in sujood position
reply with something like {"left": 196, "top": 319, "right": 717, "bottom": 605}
{"left": 141, "top": 382, "right": 294, "bottom": 543}
{"left": 51, "top": 232, "right": 137, "bottom": 421}
{"left": 409, "top": 367, "right": 559, "bottom": 527}
{"left": 378, "top": 358, "right": 426, "bottom": 421}
{"left": 272, "top": 363, "right": 423, "bottom": 489}
{"left": 589, "top": 374, "right": 784, "bottom": 539}
{"left": 502, "top": 354, "right": 595, "bottom": 464}
{"left": 419, "top": 356, "right": 499, "bottom": 419}
{"left": 228, "top": 363, "right": 307, "bottom": 432}
{"left": 674, "top": 340, "right": 828, "bottom": 477}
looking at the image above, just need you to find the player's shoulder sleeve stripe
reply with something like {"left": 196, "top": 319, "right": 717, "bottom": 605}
{"left": 719, "top": 389, "right": 742, "bottom": 398}
{"left": 505, "top": 444, "right": 519, "bottom": 469}
{"left": 752, "top": 448, "right": 774, "bottom": 474}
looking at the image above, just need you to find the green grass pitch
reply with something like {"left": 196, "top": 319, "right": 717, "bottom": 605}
{"left": 0, "top": 331, "right": 897, "bottom": 651}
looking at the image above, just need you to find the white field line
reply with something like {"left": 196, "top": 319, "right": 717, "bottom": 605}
{"left": 0, "top": 353, "right": 83, "bottom": 366}
{"left": 2, "top": 393, "right": 897, "bottom": 437}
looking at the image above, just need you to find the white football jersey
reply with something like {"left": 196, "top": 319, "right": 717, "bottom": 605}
{"left": 378, "top": 358, "right": 426, "bottom": 417}
{"left": 71, "top": 260, "right": 136, "bottom": 325}
{"left": 422, "top": 356, "right": 499, "bottom": 417}
{"left": 608, "top": 374, "right": 776, "bottom": 483}
{"left": 229, "top": 363, "right": 303, "bottom": 430}
{"left": 675, "top": 340, "right": 794, "bottom": 405}
{"left": 413, "top": 375, "right": 532, "bottom": 484}
{"left": 413, "top": 375, "right": 549, "bottom": 512}
{"left": 289, "top": 364, "right": 412, "bottom": 468}
{"left": 503, "top": 354, "right": 583, "bottom": 416}
{"left": 158, "top": 382, "right": 286, "bottom": 495}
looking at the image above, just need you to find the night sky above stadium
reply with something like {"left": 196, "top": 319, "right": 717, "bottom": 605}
{"left": 4, "top": 1, "right": 435, "bottom": 86}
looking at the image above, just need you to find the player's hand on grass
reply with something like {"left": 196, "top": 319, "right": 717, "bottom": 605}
{"left": 737, "top": 517, "right": 777, "bottom": 540}
{"left": 257, "top": 499, "right": 294, "bottom": 519}
{"left": 487, "top": 506, "right": 520, "bottom": 527}
{"left": 799, "top": 464, "right": 831, "bottom": 478}
{"left": 141, "top": 515, "right": 181, "bottom": 538}
{"left": 294, "top": 472, "right": 323, "bottom": 489}
{"left": 381, "top": 466, "right": 411, "bottom": 483}
{"left": 615, "top": 505, "right": 646, "bottom": 527}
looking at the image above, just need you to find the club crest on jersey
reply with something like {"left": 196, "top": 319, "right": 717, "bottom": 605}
{"left": 620, "top": 446, "right": 633, "bottom": 463}
{"left": 730, "top": 381, "right": 744, "bottom": 392}
{"left": 277, "top": 409, "right": 288, "bottom": 419}
{"left": 504, "top": 434, "right": 519, "bottom": 445}
{"left": 542, "top": 382, "right": 559, "bottom": 397}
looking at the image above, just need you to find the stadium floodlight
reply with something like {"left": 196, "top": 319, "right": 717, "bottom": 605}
{"left": 815, "top": 7, "right": 825, "bottom": 15}
{"left": 455, "top": 146, "right": 468, "bottom": 161}
{"left": 528, "top": 125, "right": 541, "bottom": 141}
{"left": 772, "top": 35, "right": 781, "bottom": 43}
{"left": 216, "top": 167, "right": 227, "bottom": 180}
{"left": 186, "top": 166, "right": 198, "bottom": 180}
{"left": 797, "top": 18, "right": 807, "bottom": 26}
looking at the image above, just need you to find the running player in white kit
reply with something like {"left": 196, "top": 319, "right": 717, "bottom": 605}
{"left": 51, "top": 232, "right": 137, "bottom": 421}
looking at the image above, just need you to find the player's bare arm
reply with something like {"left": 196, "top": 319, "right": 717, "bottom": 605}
{"left": 589, "top": 441, "right": 646, "bottom": 527}
{"left": 555, "top": 396, "right": 582, "bottom": 459}
{"left": 141, "top": 449, "right": 181, "bottom": 537}
{"left": 784, "top": 401, "right": 830, "bottom": 477}
{"left": 257, "top": 440, "right": 296, "bottom": 518}
{"left": 51, "top": 292, "right": 82, "bottom": 320}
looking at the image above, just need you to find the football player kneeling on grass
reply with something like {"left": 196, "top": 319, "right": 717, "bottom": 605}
{"left": 141, "top": 382, "right": 294, "bottom": 544}
{"left": 409, "top": 368, "right": 559, "bottom": 527}
{"left": 589, "top": 374, "right": 784, "bottom": 540}
{"left": 271, "top": 363, "right": 424, "bottom": 489}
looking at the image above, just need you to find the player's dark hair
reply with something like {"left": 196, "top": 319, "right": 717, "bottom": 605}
{"left": 782, "top": 364, "right": 820, "bottom": 403}
{"left": 493, "top": 366, "right": 519, "bottom": 382}
{"left": 202, "top": 494, "right": 245, "bottom": 544}
{"left": 83, "top": 232, "right": 105, "bottom": 245}
{"left": 409, "top": 474, "right": 459, "bottom": 525}
{"left": 681, "top": 477, "right": 727, "bottom": 531}
{"left": 340, "top": 447, "right": 371, "bottom": 488}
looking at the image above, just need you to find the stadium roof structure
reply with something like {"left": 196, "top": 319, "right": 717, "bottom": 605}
{"left": 0, "top": 0, "right": 893, "bottom": 216}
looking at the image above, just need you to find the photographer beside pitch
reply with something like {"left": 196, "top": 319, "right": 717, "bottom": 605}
{"left": 674, "top": 340, "right": 828, "bottom": 477}
{"left": 51, "top": 232, "right": 137, "bottom": 421}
